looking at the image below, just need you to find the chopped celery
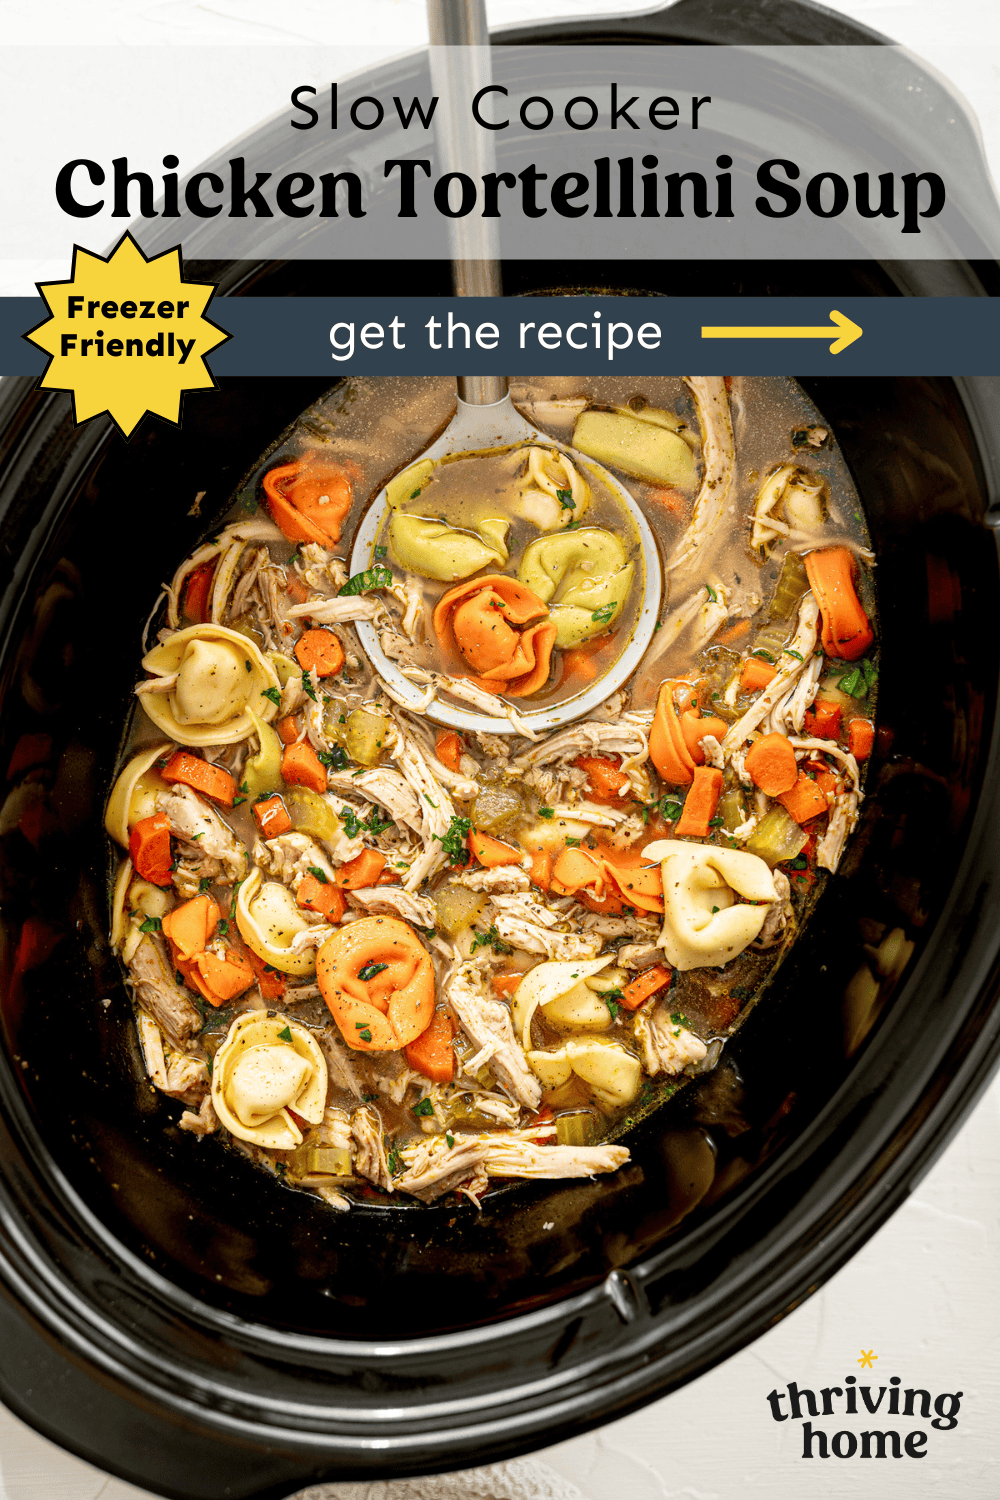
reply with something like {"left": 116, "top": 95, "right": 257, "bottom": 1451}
{"left": 555, "top": 1109, "right": 597, "bottom": 1146}
{"left": 769, "top": 553, "right": 810, "bottom": 620}
{"left": 303, "top": 1146, "right": 352, "bottom": 1175}
{"left": 472, "top": 780, "right": 524, "bottom": 832}
{"left": 434, "top": 885, "right": 487, "bottom": 937}
{"left": 717, "top": 787, "right": 747, "bottom": 834}
{"left": 286, "top": 786, "right": 340, "bottom": 842}
{"left": 745, "top": 807, "right": 808, "bottom": 867}
{"left": 344, "top": 708, "right": 389, "bottom": 766}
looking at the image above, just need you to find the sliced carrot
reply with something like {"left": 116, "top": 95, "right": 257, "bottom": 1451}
{"left": 739, "top": 657, "right": 777, "bottom": 693}
{"left": 528, "top": 848, "right": 553, "bottom": 891}
{"left": 184, "top": 947, "right": 254, "bottom": 1007}
{"left": 404, "top": 1008, "right": 456, "bottom": 1084}
{"left": 281, "top": 741, "right": 327, "bottom": 796}
{"left": 276, "top": 715, "right": 300, "bottom": 746}
{"left": 294, "top": 628, "right": 345, "bottom": 679}
{"left": 128, "top": 812, "right": 173, "bottom": 886}
{"left": 622, "top": 963, "right": 673, "bottom": 1012}
{"left": 745, "top": 732, "right": 798, "bottom": 796}
{"left": 804, "top": 547, "right": 874, "bottom": 661}
{"left": 804, "top": 697, "right": 842, "bottom": 739}
{"left": 435, "top": 730, "right": 463, "bottom": 771}
{"left": 778, "top": 771, "right": 829, "bottom": 825}
{"left": 162, "top": 894, "right": 221, "bottom": 964}
{"left": 253, "top": 795, "right": 292, "bottom": 839}
{"left": 810, "top": 767, "right": 840, "bottom": 800}
{"left": 183, "top": 561, "right": 216, "bottom": 623}
{"left": 679, "top": 709, "right": 729, "bottom": 765}
{"left": 675, "top": 766, "right": 724, "bottom": 838}
{"left": 297, "top": 873, "right": 347, "bottom": 921}
{"left": 247, "top": 947, "right": 286, "bottom": 1002}
{"left": 575, "top": 754, "right": 630, "bottom": 800}
{"left": 335, "top": 847, "right": 386, "bottom": 889}
{"left": 714, "top": 619, "right": 750, "bottom": 648}
{"left": 848, "top": 718, "right": 875, "bottom": 761}
{"left": 161, "top": 750, "right": 237, "bottom": 808}
{"left": 649, "top": 681, "right": 696, "bottom": 786}
{"left": 491, "top": 972, "right": 526, "bottom": 1000}
{"left": 469, "top": 828, "right": 522, "bottom": 867}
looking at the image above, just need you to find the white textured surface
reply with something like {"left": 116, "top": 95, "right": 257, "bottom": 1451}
{"left": 0, "top": 3, "right": 997, "bottom": 1496}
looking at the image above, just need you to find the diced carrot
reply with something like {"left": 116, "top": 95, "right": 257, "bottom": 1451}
{"left": 297, "top": 873, "right": 347, "bottom": 921}
{"left": 739, "top": 657, "right": 777, "bottom": 692}
{"left": 162, "top": 894, "right": 221, "bottom": 963}
{"left": 128, "top": 812, "right": 173, "bottom": 886}
{"left": 745, "top": 732, "right": 798, "bottom": 796}
{"left": 646, "top": 485, "right": 687, "bottom": 518}
{"left": 811, "top": 768, "right": 840, "bottom": 800}
{"left": 253, "top": 795, "right": 292, "bottom": 839}
{"left": 778, "top": 771, "right": 829, "bottom": 825}
{"left": 469, "top": 828, "right": 522, "bottom": 867}
{"left": 575, "top": 754, "right": 630, "bottom": 800}
{"left": 675, "top": 766, "right": 724, "bottom": 839}
{"left": 161, "top": 750, "right": 237, "bottom": 808}
{"left": 404, "top": 1008, "right": 456, "bottom": 1084}
{"left": 491, "top": 972, "right": 526, "bottom": 1000}
{"left": 714, "top": 619, "right": 750, "bottom": 648}
{"left": 377, "top": 866, "right": 403, "bottom": 885}
{"left": 848, "top": 718, "right": 875, "bottom": 761}
{"left": 285, "top": 571, "right": 310, "bottom": 605}
{"left": 804, "top": 547, "right": 874, "bottom": 661}
{"left": 649, "top": 681, "right": 696, "bottom": 786}
{"left": 247, "top": 947, "right": 285, "bottom": 1002}
{"left": 183, "top": 561, "right": 216, "bottom": 623}
{"left": 804, "top": 697, "right": 842, "bottom": 739}
{"left": 335, "top": 848, "right": 386, "bottom": 889}
{"left": 294, "top": 628, "right": 345, "bottom": 679}
{"left": 184, "top": 947, "right": 255, "bottom": 1007}
{"left": 622, "top": 963, "right": 673, "bottom": 1011}
{"left": 434, "top": 730, "right": 463, "bottom": 771}
{"left": 280, "top": 741, "right": 327, "bottom": 796}
{"left": 679, "top": 709, "right": 729, "bottom": 765}
{"left": 276, "top": 715, "right": 300, "bottom": 745}
{"left": 529, "top": 848, "right": 553, "bottom": 891}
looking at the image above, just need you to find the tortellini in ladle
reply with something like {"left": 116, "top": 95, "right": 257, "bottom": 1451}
{"left": 642, "top": 839, "right": 777, "bottom": 970}
{"left": 211, "top": 1012, "right": 327, "bottom": 1149}
{"left": 514, "top": 446, "right": 591, "bottom": 531}
{"left": 235, "top": 867, "right": 318, "bottom": 977}
{"left": 139, "top": 624, "right": 280, "bottom": 746}
{"left": 518, "top": 528, "right": 634, "bottom": 647}
{"left": 527, "top": 1038, "right": 642, "bottom": 1110}
{"left": 388, "top": 513, "right": 509, "bottom": 582}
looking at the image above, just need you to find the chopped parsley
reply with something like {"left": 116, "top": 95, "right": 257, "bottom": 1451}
{"left": 669, "top": 1011, "right": 693, "bottom": 1030}
{"left": 708, "top": 815, "right": 725, "bottom": 827}
{"left": 413, "top": 1097, "right": 435, "bottom": 1118}
{"left": 705, "top": 584, "right": 718, "bottom": 603}
{"left": 358, "top": 961, "right": 389, "bottom": 982}
{"left": 470, "top": 924, "right": 514, "bottom": 956}
{"left": 557, "top": 489, "right": 575, "bottom": 511}
{"left": 423, "top": 792, "right": 438, "bottom": 808}
{"left": 339, "top": 805, "right": 394, "bottom": 840}
{"left": 591, "top": 601, "right": 617, "bottom": 625}
{"left": 538, "top": 806, "right": 555, "bottom": 819}
{"left": 307, "top": 865, "right": 329, "bottom": 884}
{"left": 198, "top": 876, "right": 214, "bottom": 894}
{"left": 277, "top": 1025, "right": 293, "bottom": 1043}
{"left": 301, "top": 669, "right": 317, "bottom": 703}
{"left": 838, "top": 657, "right": 877, "bottom": 699}
{"left": 750, "top": 649, "right": 775, "bottom": 664}
{"left": 784, "top": 648, "right": 804, "bottom": 661}
{"left": 261, "top": 686, "right": 282, "bottom": 707}
{"left": 138, "top": 916, "right": 161, "bottom": 933}
{"left": 387, "top": 1148, "right": 401, "bottom": 1173}
{"left": 217, "top": 919, "right": 229, "bottom": 936}
{"left": 604, "top": 994, "right": 623, "bottom": 1021}
{"left": 339, "top": 565, "right": 393, "bottom": 597}
{"left": 434, "top": 814, "right": 472, "bottom": 866}
{"left": 358, "top": 1028, "right": 372, "bottom": 1043}
{"left": 446, "top": 1132, "right": 455, "bottom": 1149}
{"left": 373, "top": 545, "right": 388, "bottom": 560}
{"left": 564, "top": 836, "right": 582, "bottom": 848}
{"left": 318, "top": 745, "right": 349, "bottom": 770}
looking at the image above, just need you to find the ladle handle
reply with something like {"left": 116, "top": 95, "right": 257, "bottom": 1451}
{"left": 427, "top": 0, "right": 508, "bottom": 406}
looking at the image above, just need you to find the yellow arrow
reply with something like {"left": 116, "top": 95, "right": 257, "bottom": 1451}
{"left": 701, "top": 309, "right": 863, "bottom": 355}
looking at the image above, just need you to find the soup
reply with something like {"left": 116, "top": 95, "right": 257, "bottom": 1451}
{"left": 105, "top": 375, "right": 876, "bottom": 1210}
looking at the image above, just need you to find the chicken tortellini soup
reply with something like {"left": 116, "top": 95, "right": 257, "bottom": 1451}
{"left": 107, "top": 376, "right": 876, "bottom": 1210}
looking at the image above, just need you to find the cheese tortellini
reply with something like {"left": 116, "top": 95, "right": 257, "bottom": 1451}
{"left": 527, "top": 1038, "right": 642, "bottom": 1110}
{"left": 643, "top": 839, "right": 777, "bottom": 970}
{"left": 511, "top": 955, "right": 615, "bottom": 1047}
{"left": 212, "top": 1012, "right": 327, "bottom": 1149}
{"left": 139, "top": 624, "right": 280, "bottom": 746}
{"left": 514, "top": 446, "right": 591, "bottom": 531}
{"left": 104, "top": 741, "right": 173, "bottom": 845}
{"left": 235, "top": 867, "right": 318, "bottom": 976}
{"left": 518, "top": 528, "right": 634, "bottom": 647}
{"left": 388, "top": 513, "right": 509, "bottom": 582}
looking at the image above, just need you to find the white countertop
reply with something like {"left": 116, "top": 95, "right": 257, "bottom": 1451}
{"left": 0, "top": 3, "right": 997, "bottom": 1496}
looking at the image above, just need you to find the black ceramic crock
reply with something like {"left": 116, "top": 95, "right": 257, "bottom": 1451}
{"left": 1, "top": 4, "right": 999, "bottom": 1498}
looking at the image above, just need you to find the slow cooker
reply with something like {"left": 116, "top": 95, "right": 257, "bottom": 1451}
{"left": 1, "top": 2, "right": 999, "bottom": 1497}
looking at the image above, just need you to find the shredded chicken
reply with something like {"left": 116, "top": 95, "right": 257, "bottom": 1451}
{"left": 287, "top": 596, "right": 387, "bottom": 625}
{"left": 754, "top": 869, "right": 793, "bottom": 948}
{"left": 137, "top": 1014, "right": 209, "bottom": 1099}
{"left": 396, "top": 1127, "right": 628, "bottom": 1205}
{"left": 722, "top": 594, "right": 821, "bottom": 752}
{"left": 347, "top": 885, "right": 436, "bottom": 927}
{"left": 351, "top": 1104, "right": 394, "bottom": 1191}
{"left": 446, "top": 962, "right": 542, "bottom": 1110}
{"left": 667, "top": 376, "right": 736, "bottom": 580}
{"left": 634, "top": 1007, "right": 708, "bottom": 1075}
{"left": 256, "top": 832, "right": 337, "bottom": 890}
{"left": 489, "top": 894, "right": 602, "bottom": 961}
{"left": 178, "top": 1094, "right": 220, "bottom": 1136}
{"left": 454, "top": 865, "right": 531, "bottom": 894}
{"left": 156, "top": 784, "right": 247, "bottom": 886}
{"left": 817, "top": 790, "right": 860, "bottom": 873}
{"left": 128, "top": 937, "right": 202, "bottom": 1050}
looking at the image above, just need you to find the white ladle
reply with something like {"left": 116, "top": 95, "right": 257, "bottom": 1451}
{"left": 348, "top": 1, "right": 663, "bottom": 733}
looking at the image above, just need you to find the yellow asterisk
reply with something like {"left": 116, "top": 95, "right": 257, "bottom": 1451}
{"left": 858, "top": 1350, "right": 878, "bottom": 1369}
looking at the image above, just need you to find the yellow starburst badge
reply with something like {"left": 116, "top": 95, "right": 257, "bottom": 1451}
{"left": 25, "top": 233, "right": 229, "bottom": 438}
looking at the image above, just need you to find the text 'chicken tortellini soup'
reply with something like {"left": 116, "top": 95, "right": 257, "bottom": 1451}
{"left": 107, "top": 375, "right": 876, "bottom": 1211}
